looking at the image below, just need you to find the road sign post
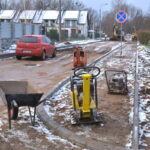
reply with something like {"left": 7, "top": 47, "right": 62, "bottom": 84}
{"left": 115, "top": 10, "right": 127, "bottom": 56}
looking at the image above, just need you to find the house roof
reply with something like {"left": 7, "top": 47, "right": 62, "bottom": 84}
{"left": 0, "top": 10, "right": 88, "bottom": 25}
{"left": 43, "top": 10, "right": 59, "bottom": 20}
{"left": 19, "top": 10, "right": 36, "bottom": 20}
{"left": 63, "top": 11, "right": 79, "bottom": 20}
{"left": 33, "top": 10, "right": 46, "bottom": 23}
{"left": 13, "top": 11, "right": 21, "bottom": 22}
{"left": 0, "top": 10, "right": 16, "bottom": 19}
{"left": 78, "top": 11, "right": 88, "bottom": 24}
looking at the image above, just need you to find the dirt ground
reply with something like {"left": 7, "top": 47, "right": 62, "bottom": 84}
{"left": 45, "top": 43, "right": 137, "bottom": 149}
{"left": 0, "top": 41, "right": 136, "bottom": 150}
{"left": 0, "top": 41, "right": 119, "bottom": 94}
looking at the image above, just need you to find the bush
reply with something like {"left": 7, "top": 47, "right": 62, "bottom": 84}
{"left": 70, "top": 34, "right": 85, "bottom": 40}
{"left": 47, "top": 29, "right": 59, "bottom": 41}
{"left": 138, "top": 31, "right": 150, "bottom": 45}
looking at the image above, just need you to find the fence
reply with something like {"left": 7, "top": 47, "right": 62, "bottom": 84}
{"left": 0, "top": 22, "right": 42, "bottom": 52}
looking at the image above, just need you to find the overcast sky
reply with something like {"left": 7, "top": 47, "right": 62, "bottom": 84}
{"left": 80, "top": 0, "right": 150, "bottom": 14}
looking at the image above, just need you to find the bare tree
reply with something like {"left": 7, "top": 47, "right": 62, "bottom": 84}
{"left": 0, "top": 1, "right": 2, "bottom": 9}
{"left": 101, "top": 0, "right": 147, "bottom": 36}
{"left": 87, "top": 8, "right": 99, "bottom": 30}
{"left": 111, "top": 0, "right": 127, "bottom": 12}
{"left": 34, "top": 0, "right": 46, "bottom": 10}
{"left": 102, "top": 11, "right": 116, "bottom": 36}
{"left": 1, "top": 0, "right": 149, "bottom": 35}
{"left": 24, "top": 0, "right": 33, "bottom": 10}
{"left": 0, "top": 0, "right": 9, "bottom": 9}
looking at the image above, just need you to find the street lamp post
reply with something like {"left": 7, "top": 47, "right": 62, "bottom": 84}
{"left": 99, "top": 3, "right": 108, "bottom": 39}
{"left": 59, "top": 0, "right": 62, "bottom": 42}
{"left": 99, "top": 8, "right": 102, "bottom": 39}
{"left": 23, "top": 0, "right": 27, "bottom": 24}
{"left": 75, "top": 2, "right": 82, "bottom": 38}
{"left": 92, "top": 19, "right": 95, "bottom": 39}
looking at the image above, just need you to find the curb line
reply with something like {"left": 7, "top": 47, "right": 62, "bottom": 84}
{"left": 37, "top": 101, "right": 125, "bottom": 150}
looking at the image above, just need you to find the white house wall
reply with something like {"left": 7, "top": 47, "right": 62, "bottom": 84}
{"left": 78, "top": 11, "right": 88, "bottom": 24}
{"left": 78, "top": 24, "right": 88, "bottom": 38}
{"left": 64, "top": 28, "right": 71, "bottom": 38}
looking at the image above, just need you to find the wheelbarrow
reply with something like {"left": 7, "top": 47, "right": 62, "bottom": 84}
{"left": 0, "top": 81, "right": 45, "bottom": 129}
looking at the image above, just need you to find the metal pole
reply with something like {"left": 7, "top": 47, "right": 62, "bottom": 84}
{"left": 120, "top": 23, "right": 123, "bottom": 56}
{"left": 0, "top": 22, "right": 1, "bottom": 52}
{"left": 0, "top": 39, "right": 1, "bottom": 52}
{"left": 100, "top": 9, "right": 101, "bottom": 39}
{"left": 59, "top": 0, "right": 62, "bottom": 41}
{"left": 23, "top": 0, "right": 27, "bottom": 24}
{"left": 92, "top": 19, "right": 95, "bottom": 39}
{"left": 99, "top": 3, "right": 108, "bottom": 40}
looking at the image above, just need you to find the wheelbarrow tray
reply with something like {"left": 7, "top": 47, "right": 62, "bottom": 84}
{"left": 5, "top": 93, "right": 43, "bottom": 108}
{"left": 0, "top": 81, "right": 44, "bottom": 129}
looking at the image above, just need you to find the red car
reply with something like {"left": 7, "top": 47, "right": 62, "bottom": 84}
{"left": 16, "top": 35, "right": 56, "bottom": 60}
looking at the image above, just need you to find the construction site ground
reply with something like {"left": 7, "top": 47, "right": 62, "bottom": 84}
{"left": 0, "top": 41, "right": 141, "bottom": 150}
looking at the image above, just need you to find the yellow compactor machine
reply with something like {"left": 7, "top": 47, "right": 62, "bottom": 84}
{"left": 70, "top": 66, "right": 100, "bottom": 124}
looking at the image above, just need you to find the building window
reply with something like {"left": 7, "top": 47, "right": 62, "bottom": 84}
{"left": 65, "top": 20, "right": 70, "bottom": 27}
{"left": 44, "top": 20, "right": 50, "bottom": 27}
{"left": 51, "top": 20, "right": 55, "bottom": 24}
{"left": 71, "top": 20, "right": 77, "bottom": 27}
{"left": 78, "top": 30, "right": 81, "bottom": 34}
{"left": 65, "top": 20, "right": 77, "bottom": 27}
{"left": 50, "top": 20, "right": 55, "bottom": 27}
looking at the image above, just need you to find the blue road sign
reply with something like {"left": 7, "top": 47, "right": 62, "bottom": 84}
{"left": 115, "top": 10, "right": 127, "bottom": 23}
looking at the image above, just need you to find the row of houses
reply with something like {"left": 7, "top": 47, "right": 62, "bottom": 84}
{"left": 0, "top": 10, "right": 89, "bottom": 38}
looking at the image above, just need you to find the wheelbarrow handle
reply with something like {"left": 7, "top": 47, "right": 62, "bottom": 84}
{"left": 38, "top": 99, "right": 47, "bottom": 105}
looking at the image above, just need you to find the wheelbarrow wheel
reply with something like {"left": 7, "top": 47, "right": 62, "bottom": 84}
{"left": 9, "top": 106, "right": 19, "bottom": 120}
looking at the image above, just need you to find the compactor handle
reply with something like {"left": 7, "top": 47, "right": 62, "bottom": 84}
{"left": 74, "top": 66, "right": 100, "bottom": 78}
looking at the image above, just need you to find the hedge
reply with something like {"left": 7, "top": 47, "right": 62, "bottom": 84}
{"left": 47, "top": 29, "right": 59, "bottom": 41}
{"left": 137, "top": 31, "right": 150, "bottom": 45}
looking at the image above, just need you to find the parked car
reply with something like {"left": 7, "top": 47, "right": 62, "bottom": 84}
{"left": 16, "top": 35, "right": 56, "bottom": 60}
